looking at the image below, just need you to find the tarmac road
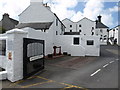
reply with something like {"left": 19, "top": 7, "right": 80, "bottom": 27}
{"left": 1, "top": 45, "right": 119, "bottom": 89}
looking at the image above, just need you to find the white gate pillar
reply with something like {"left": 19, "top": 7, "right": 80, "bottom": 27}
{"left": 6, "top": 29, "right": 28, "bottom": 82}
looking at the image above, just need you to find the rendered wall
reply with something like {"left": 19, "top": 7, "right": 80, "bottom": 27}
{"left": 62, "top": 18, "right": 96, "bottom": 36}
{"left": 95, "top": 28, "right": 108, "bottom": 45}
{"left": 19, "top": 2, "right": 54, "bottom": 23}
{"left": 54, "top": 35, "right": 100, "bottom": 56}
{"left": 77, "top": 18, "right": 95, "bottom": 35}
{"left": 5, "top": 29, "right": 27, "bottom": 82}
{"left": 118, "top": 27, "right": 120, "bottom": 46}
{"left": 83, "top": 36, "right": 100, "bottom": 56}
{"left": 62, "top": 19, "right": 77, "bottom": 32}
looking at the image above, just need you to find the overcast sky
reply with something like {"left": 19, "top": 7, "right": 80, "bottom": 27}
{"left": 0, "top": 0, "right": 119, "bottom": 28}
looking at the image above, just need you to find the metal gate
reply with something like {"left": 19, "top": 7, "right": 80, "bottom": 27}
{"left": 23, "top": 38, "right": 44, "bottom": 79}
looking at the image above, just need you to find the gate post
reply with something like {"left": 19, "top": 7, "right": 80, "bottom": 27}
{"left": 6, "top": 29, "right": 28, "bottom": 82}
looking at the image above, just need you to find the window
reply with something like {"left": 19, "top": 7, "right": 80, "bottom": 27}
{"left": 56, "top": 19, "right": 58, "bottom": 26}
{"left": 0, "top": 40, "right": 6, "bottom": 56}
{"left": 56, "top": 31, "right": 58, "bottom": 35}
{"left": 70, "top": 30, "right": 72, "bottom": 32}
{"left": 100, "top": 29, "right": 103, "bottom": 33}
{"left": 92, "top": 27, "right": 94, "bottom": 30}
{"left": 92, "top": 32, "right": 94, "bottom": 35}
{"left": 79, "top": 25, "right": 81, "bottom": 27}
{"left": 104, "top": 38, "right": 107, "bottom": 40}
{"left": 79, "top": 30, "right": 81, "bottom": 32}
{"left": 70, "top": 25, "right": 72, "bottom": 28}
{"left": 87, "top": 40, "right": 94, "bottom": 45}
{"left": 73, "top": 37, "right": 79, "bottom": 45}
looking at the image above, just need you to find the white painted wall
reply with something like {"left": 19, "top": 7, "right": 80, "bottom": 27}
{"left": 54, "top": 35, "right": 85, "bottom": 56}
{"left": 77, "top": 18, "right": 95, "bottom": 35}
{"left": 62, "top": 19, "right": 77, "bottom": 32}
{"left": 83, "top": 36, "right": 100, "bottom": 56}
{"left": 54, "top": 35, "right": 100, "bottom": 56}
{"left": 62, "top": 18, "right": 95, "bottom": 35}
{"left": 95, "top": 28, "right": 108, "bottom": 45}
{"left": 19, "top": 2, "right": 54, "bottom": 23}
{"left": 109, "top": 26, "right": 119, "bottom": 45}
{"left": 118, "top": 27, "right": 120, "bottom": 46}
{"left": 5, "top": 29, "right": 28, "bottom": 82}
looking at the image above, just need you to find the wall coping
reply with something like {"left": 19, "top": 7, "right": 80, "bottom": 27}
{"left": 6, "top": 28, "right": 28, "bottom": 34}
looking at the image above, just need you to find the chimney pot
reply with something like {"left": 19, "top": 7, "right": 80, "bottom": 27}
{"left": 97, "top": 15, "right": 102, "bottom": 22}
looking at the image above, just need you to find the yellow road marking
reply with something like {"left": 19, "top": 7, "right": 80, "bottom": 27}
{"left": 36, "top": 76, "right": 53, "bottom": 81}
{"left": 9, "top": 80, "right": 25, "bottom": 87}
{"left": 21, "top": 80, "right": 53, "bottom": 88}
{"left": 10, "top": 75, "right": 88, "bottom": 90}
{"left": 9, "top": 76, "right": 38, "bottom": 87}
{"left": 36, "top": 76, "right": 88, "bottom": 90}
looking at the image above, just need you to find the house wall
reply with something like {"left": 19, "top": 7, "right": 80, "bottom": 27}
{"left": 19, "top": 2, "right": 54, "bottom": 23}
{"left": 54, "top": 35, "right": 85, "bottom": 56}
{"left": 118, "top": 27, "right": 120, "bottom": 46}
{"left": 54, "top": 35, "right": 100, "bottom": 56}
{"left": 109, "top": 26, "right": 119, "bottom": 45}
{"left": 95, "top": 28, "right": 108, "bottom": 45}
{"left": 77, "top": 18, "right": 95, "bottom": 35}
{"left": 83, "top": 36, "right": 100, "bottom": 56}
{"left": 62, "top": 18, "right": 95, "bottom": 36}
{"left": 62, "top": 19, "right": 76, "bottom": 32}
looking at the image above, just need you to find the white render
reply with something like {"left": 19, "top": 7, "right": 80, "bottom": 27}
{"left": 62, "top": 18, "right": 96, "bottom": 35}
{"left": 62, "top": 17, "right": 109, "bottom": 45}
{"left": 6, "top": 29, "right": 27, "bottom": 82}
{"left": 95, "top": 28, "right": 108, "bottom": 45}
{"left": 118, "top": 26, "right": 120, "bottom": 46}
{"left": 19, "top": 1, "right": 54, "bottom": 23}
{"left": 109, "top": 25, "right": 119, "bottom": 45}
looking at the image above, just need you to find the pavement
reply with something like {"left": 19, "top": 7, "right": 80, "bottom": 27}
{"left": 1, "top": 45, "right": 119, "bottom": 90}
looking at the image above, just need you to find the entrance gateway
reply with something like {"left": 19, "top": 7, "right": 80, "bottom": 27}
{"left": 23, "top": 38, "right": 44, "bottom": 79}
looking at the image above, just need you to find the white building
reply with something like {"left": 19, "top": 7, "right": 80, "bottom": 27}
{"left": 62, "top": 18, "right": 95, "bottom": 36}
{"left": 118, "top": 26, "right": 120, "bottom": 46}
{"left": 62, "top": 15, "right": 109, "bottom": 45}
{"left": 14, "top": 0, "right": 100, "bottom": 56}
{"left": 0, "top": 0, "right": 102, "bottom": 82}
{"left": 109, "top": 25, "right": 120, "bottom": 45}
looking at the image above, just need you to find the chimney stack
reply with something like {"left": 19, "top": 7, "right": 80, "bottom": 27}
{"left": 3, "top": 13, "right": 9, "bottom": 19}
{"left": 30, "top": 0, "right": 43, "bottom": 4}
{"left": 98, "top": 15, "right": 102, "bottom": 22}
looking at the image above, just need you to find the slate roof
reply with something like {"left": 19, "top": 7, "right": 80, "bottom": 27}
{"left": 16, "top": 22, "right": 53, "bottom": 30}
{"left": 9, "top": 18, "right": 19, "bottom": 25}
{"left": 96, "top": 22, "right": 108, "bottom": 28}
{"left": 64, "top": 32, "right": 80, "bottom": 35}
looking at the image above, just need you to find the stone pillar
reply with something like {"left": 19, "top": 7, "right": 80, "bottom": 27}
{"left": 6, "top": 29, "right": 28, "bottom": 82}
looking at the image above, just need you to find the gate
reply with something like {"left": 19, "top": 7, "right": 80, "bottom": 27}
{"left": 23, "top": 38, "right": 44, "bottom": 79}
